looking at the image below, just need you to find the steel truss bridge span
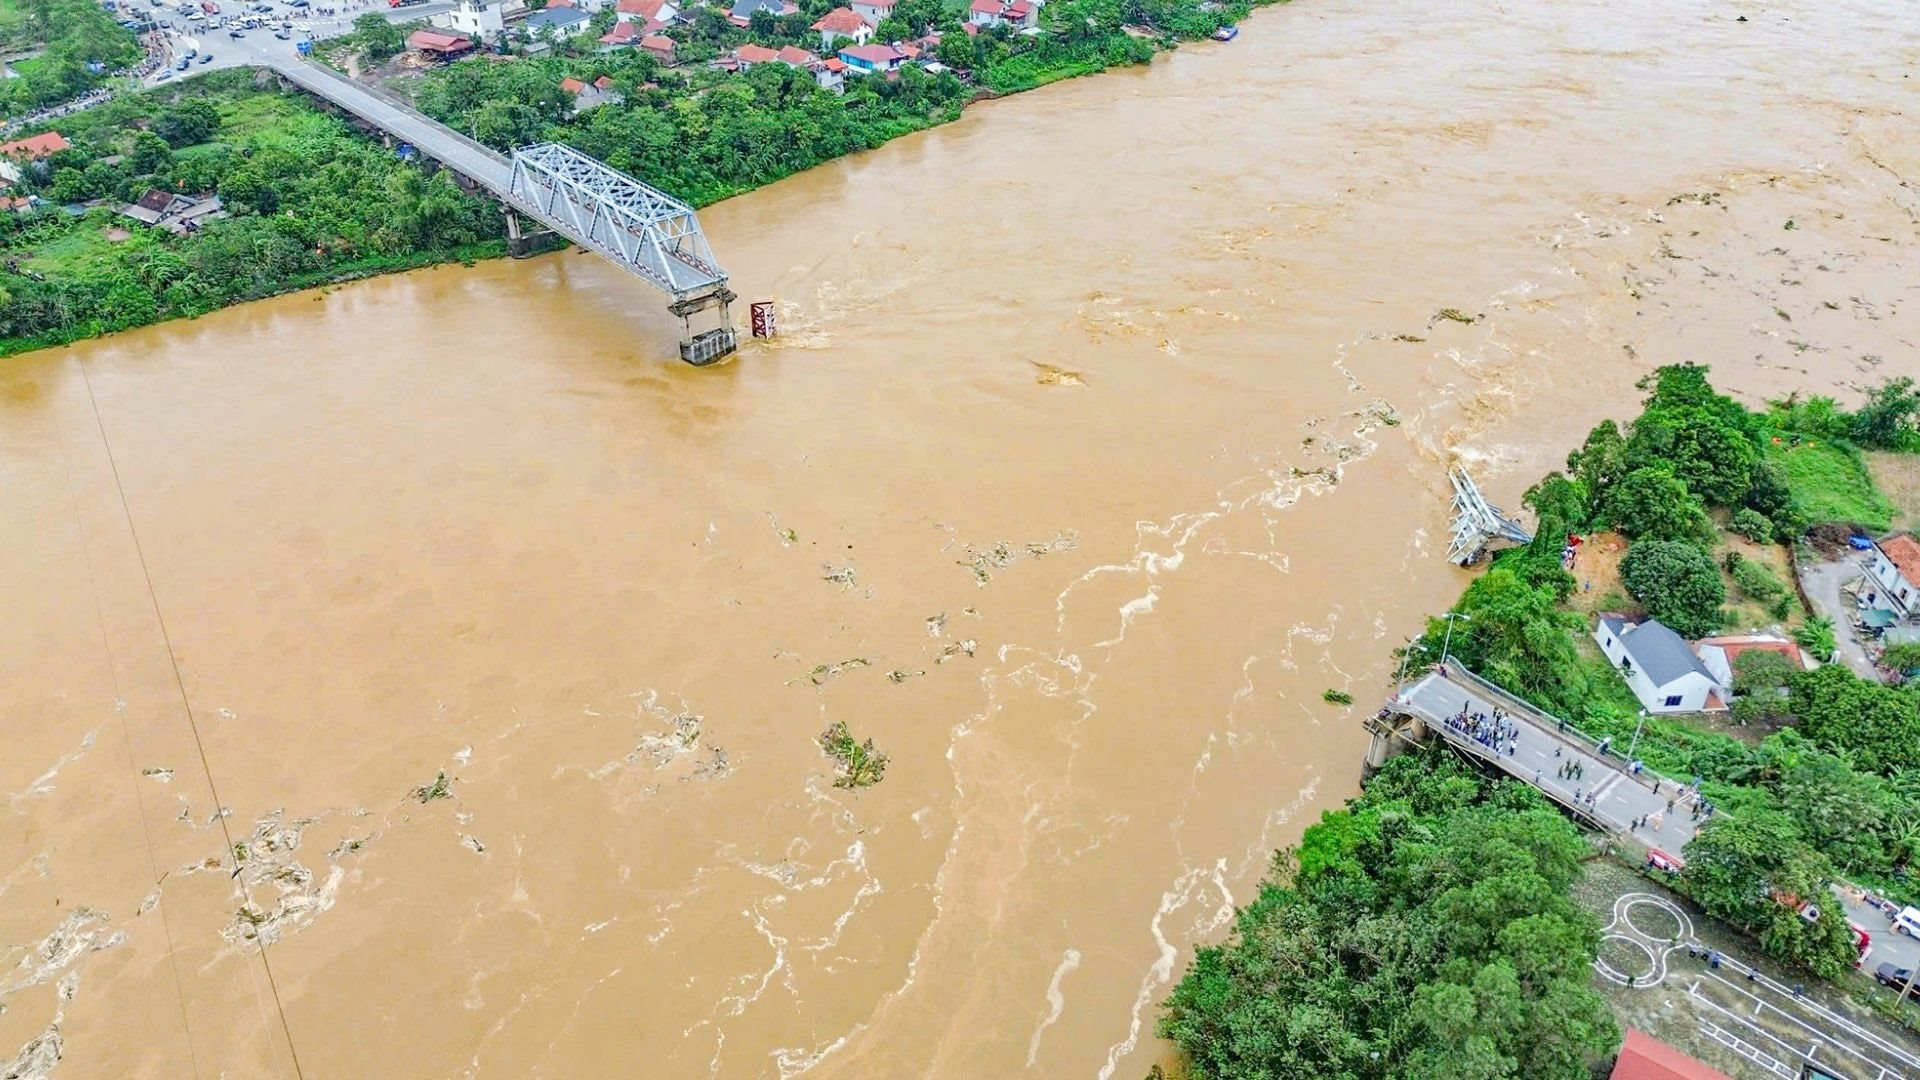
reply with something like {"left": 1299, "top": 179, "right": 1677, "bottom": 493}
{"left": 506, "top": 143, "right": 725, "bottom": 300}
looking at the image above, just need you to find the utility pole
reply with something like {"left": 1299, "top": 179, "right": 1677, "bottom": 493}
{"left": 1627, "top": 710, "right": 1647, "bottom": 771}
{"left": 1439, "top": 611, "right": 1471, "bottom": 667}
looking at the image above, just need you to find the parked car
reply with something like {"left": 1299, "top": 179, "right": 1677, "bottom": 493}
{"left": 1896, "top": 907, "right": 1920, "bottom": 938}
{"left": 198, "top": 52, "right": 212, "bottom": 62}
{"left": 156, "top": 69, "right": 174, "bottom": 79}
{"left": 1875, "top": 962, "right": 1915, "bottom": 992}
{"left": 273, "top": 28, "right": 289, "bottom": 37}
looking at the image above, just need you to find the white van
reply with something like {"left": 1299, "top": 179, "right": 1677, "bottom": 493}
{"left": 1896, "top": 907, "right": 1920, "bottom": 938}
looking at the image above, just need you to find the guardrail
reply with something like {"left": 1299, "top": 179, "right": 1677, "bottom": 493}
{"left": 1410, "top": 664, "right": 1703, "bottom": 806}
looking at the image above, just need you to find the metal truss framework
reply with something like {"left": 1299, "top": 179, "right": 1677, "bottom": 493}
{"left": 1447, "top": 466, "right": 1533, "bottom": 565}
{"left": 506, "top": 142, "right": 728, "bottom": 300}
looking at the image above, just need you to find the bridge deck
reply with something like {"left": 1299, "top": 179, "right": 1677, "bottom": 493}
{"left": 1396, "top": 669, "right": 1702, "bottom": 854}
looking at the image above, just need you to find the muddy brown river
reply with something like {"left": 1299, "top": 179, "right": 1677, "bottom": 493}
{"left": 4, "top": 0, "right": 1919, "bottom": 1075}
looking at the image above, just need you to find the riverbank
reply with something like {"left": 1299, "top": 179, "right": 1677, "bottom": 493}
{"left": 1158, "top": 367, "right": 1920, "bottom": 1078}
{"left": 0, "top": 0, "right": 1279, "bottom": 357}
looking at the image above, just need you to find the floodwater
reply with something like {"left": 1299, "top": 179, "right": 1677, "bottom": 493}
{"left": 4, "top": 0, "right": 1918, "bottom": 1075}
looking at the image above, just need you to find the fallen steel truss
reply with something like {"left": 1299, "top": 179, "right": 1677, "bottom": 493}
{"left": 1447, "top": 466, "right": 1533, "bottom": 565}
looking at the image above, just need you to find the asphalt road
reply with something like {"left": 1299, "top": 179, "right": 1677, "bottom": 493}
{"left": 1399, "top": 670, "right": 1705, "bottom": 853}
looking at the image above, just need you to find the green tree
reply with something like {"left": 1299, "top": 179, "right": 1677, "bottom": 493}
{"left": 127, "top": 130, "right": 174, "bottom": 176}
{"left": 1788, "top": 663, "right": 1920, "bottom": 773}
{"left": 1606, "top": 467, "right": 1713, "bottom": 544}
{"left": 1851, "top": 377, "right": 1920, "bottom": 450}
{"left": 1423, "top": 568, "right": 1588, "bottom": 711}
{"left": 1731, "top": 649, "right": 1796, "bottom": 699}
{"left": 1161, "top": 751, "right": 1617, "bottom": 1080}
{"left": 354, "top": 11, "right": 405, "bottom": 60}
{"left": 154, "top": 99, "right": 221, "bottom": 147}
{"left": 1619, "top": 539, "right": 1724, "bottom": 638}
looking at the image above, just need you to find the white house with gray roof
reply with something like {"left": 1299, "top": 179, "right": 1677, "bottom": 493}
{"left": 1594, "top": 615, "right": 1728, "bottom": 714}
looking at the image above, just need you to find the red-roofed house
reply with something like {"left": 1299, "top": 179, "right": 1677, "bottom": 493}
{"left": 733, "top": 42, "right": 778, "bottom": 66}
{"left": 560, "top": 74, "right": 623, "bottom": 111}
{"left": 811, "top": 6, "right": 871, "bottom": 50}
{"left": 968, "top": 0, "right": 1037, "bottom": 26}
{"left": 1610, "top": 1029, "right": 1735, "bottom": 1080}
{"left": 837, "top": 42, "right": 907, "bottom": 74}
{"left": 407, "top": 29, "right": 477, "bottom": 58}
{"left": 1694, "top": 634, "right": 1805, "bottom": 687}
{"left": 0, "top": 132, "right": 72, "bottom": 161}
{"left": 849, "top": 0, "right": 893, "bottom": 23}
{"left": 598, "top": 19, "right": 642, "bottom": 47}
{"left": 1869, "top": 532, "right": 1920, "bottom": 618}
{"left": 614, "top": 0, "right": 678, "bottom": 22}
{"left": 640, "top": 33, "right": 678, "bottom": 63}
{"left": 771, "top": 44, "right": 843, "bottom": 91}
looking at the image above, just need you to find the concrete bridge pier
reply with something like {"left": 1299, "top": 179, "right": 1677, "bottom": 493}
{"left": 503, "top": 208, "right": 548, "bottom": 259}
{"left": 671, "top": 286, "right": 739, "bottom": 366}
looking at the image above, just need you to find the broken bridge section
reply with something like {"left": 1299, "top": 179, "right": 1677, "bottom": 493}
{"left": 506, "top": 143, "right": 738, "bottom": 365}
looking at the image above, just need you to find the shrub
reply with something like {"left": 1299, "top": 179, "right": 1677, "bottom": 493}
{"left": 1793, "top": 617, "right": 1837, "bottom": 663}
{"left": 1731, "top": 507, "right": 1773, "bottom": 542}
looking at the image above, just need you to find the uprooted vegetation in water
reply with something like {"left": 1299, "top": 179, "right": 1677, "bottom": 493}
{"left": 411, "top": 771, "right": 452, "bottom": 803}
{"left": 947, "top": 531, "right": 1079, "bottom": 586}
{"left": 1323, "top": 689, "right": 1355, "bottom": 706}
{"left": 1431, "top": 307, "right": 1478, "bottom": 325}
{"left": 787, "top": 657, "right": 872, "bottom": 686}
{"left": 818, "top": 721, "right": 889, "bottom": 789}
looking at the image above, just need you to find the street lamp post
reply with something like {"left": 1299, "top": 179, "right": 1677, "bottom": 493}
{"left": 1394, "top": 640, "right": 1428, "bottom": 697}
{"left": 1627, "top": 709, "right": 1647, "bottom": 768}
{"left": 1438, "top": 611, "right": 1471, "bottom": 667}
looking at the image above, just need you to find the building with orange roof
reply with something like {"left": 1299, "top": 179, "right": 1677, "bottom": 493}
{"left": 1610, "top": 1029, "right": 1735, "bottom": 1080}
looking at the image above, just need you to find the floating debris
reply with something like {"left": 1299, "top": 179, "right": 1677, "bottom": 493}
{"left": 1665, "top": 191, "right": 1721, "bottom": 206}
{"left": 411, "top": 772, "right": 452, "bottom": 804}
{"left": 820, "top": 562, "right": 858, "bottom": 589}
{"left": 886, "top": 669, "right": 926, "bottom": 684}
{"left": 462, "top": 836, "right": 487, "bottom": 855}
{"left": 1323, "top": 689, "right": 1355, "bottom": 706}
{"left": 140, "top": 767, "right": 173, "bottom": 783}
{"left": 1032, "top": 361, "right": 1086, "bottom": 386}
{"left": 934, "top": 639, "right": 978, "bottom": 664}
{"left": 1391, "top": 333, "right": 1426, "bottom": 343}
{"left": 956, "top": 532, "right": 1078, "bottom": 586}
{"left": 766, "top": 511, "right": 798, "bottom": 546}
{"left": 787, "top": 658, "right": 872, "bottom": 686}
{"left": 1432, "top": 308, "right": 1477, "bottom": 325}
{"left": 818, "top": 721, "right": 888, "bottom": 789}
{"left": 925, "top": 613, "right": 947, "bottom": 637}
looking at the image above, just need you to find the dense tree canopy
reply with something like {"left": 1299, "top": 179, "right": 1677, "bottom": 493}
{"left": 1680, "top": 807, "right": 1858, "bottom": 979}
{"left": 0, "top": 72, "right": 502, "bottom": 352}
{"left": 1607, "top": 466, "right": 1714, "bottom": 544}
{"left": 1160, "top": 750, "right": 1618, "bottom": 1080}
{"left": 1788, "top": 663, "right": 1920, "bottom": 775}
{"left": 1620, "top": 539, "right": 1725, "bottom": 638}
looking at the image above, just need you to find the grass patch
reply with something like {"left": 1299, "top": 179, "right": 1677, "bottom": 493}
{"left": 1773, "top": 440, "right": 1892, "bottom": 531}
{"left": 1864, "top": 450, "right": 1920, "bottom": 534}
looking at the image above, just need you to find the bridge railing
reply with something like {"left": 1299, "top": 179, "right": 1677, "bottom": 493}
{"left": 1404, "top": 665, "right": 1700, "bottom": 804}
